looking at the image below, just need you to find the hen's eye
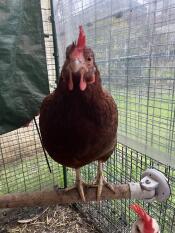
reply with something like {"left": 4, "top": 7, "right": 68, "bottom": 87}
{"left": 87, "top": 57, "right": 92, "bottom": 61}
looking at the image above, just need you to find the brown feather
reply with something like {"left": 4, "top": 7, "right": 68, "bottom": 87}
{"left": 39, "top": 55, "right": 118, "bottom": 169}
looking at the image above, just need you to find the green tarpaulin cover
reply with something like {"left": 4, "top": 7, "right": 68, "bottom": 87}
{"left": 0, "top": 0, "right": 49, "bottom": 134}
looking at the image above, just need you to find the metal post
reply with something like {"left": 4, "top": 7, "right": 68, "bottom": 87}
{"left": 50, "top": 0, "right": 60, "bottom": 84}
{"left": 50, "top": 0, "right": 68, "bottom": 188}
{"left": 63, "top": 166, "right": 68, "bottom": 188}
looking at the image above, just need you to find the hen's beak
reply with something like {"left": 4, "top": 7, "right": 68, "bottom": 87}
{"left": 69, "top": 58, "right": 88, "bottom": 74}
{"left": 69, "top": 59, "right": 83, "bottom": 73}
{"left": 67, "top": 58, "right": 88, "bottom": 91}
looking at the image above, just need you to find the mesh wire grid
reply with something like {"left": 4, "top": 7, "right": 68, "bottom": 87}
{"left": 0, "top": 0, "right": 174, "bottom": 233}
{"left": 55, "top": 0, "right": 175, "bottom": 162}
{"left": 75, "top": 144, "right": 175, "bottom": 233}
{"left": 0, "top": 0, "right": 62, "bottom": 195}
{"left": 54, "top": 0, "right": 175, "bottom": 232}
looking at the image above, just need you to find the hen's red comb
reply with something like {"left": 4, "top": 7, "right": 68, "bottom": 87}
{"left": 77, "top": 25, "right": 86, "bottom": 49}
{"left": 130, "top": 204, "right": 154, "bottom": 232}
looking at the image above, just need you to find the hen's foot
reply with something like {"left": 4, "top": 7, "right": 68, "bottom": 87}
{"left": 95, "top": 174, "right": 115, "bottom": 201}
{"left": 94, "top": 161, "right": 115, "bottom": 201}
{"left": 65, "top": 168, "right": 92, "bottom": 202}
{"left": 65, "top": 179, "right": 87, "bottom": 202}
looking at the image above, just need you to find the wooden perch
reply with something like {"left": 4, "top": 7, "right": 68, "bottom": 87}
{"left": 0, "top": 184, "right": 130, "bottom": 208}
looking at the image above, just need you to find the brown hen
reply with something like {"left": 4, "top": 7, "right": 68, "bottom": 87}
{"left": 39, "top": 26, "right": 118, "bottom": 201}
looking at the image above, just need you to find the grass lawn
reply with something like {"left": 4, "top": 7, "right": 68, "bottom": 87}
{"left": 108, "top": 86, "right": 174, "bottom": 156}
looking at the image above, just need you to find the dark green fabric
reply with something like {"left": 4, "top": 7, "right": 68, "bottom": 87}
{"left": 0, "top": 0, "right": 49, "bottom": 134}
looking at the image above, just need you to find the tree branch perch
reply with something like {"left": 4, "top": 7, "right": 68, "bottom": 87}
{"left": 0, "top": 169, "right": 169, "bottom": 208}
{"left": 0, "top": 184, "right": 130, "bottom": 208}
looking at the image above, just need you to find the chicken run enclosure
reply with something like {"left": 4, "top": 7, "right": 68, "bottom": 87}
{"left": 0, "top": 0, "right": 175, "bottom": 232}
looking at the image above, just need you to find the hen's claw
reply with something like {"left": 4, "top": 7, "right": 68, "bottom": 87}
{"left": 65, "top": 178, "right": 86, "bottom": 202}
{"left": 96, "top": 175, "right": 115, "bottom": 201}
{"left": 65, "top": 168, "right": 89, "bottom": 202}
{"left": 94, "top": 161, "right": 115, "bottom": 201}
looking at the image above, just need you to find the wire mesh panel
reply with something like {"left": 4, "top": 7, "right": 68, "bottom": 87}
{"left": 54, "top": 0, "right": 175, "bottom": 164}
{"left": 53, "top": 0, "right": 175, "bottom": 232}
{"left": 0, "top": 1, "right": 174, "bottom": 233}
{"left": 76, "top": 143, "right": 175, "bottom": 233}
{"left": 0, "top": 0, "right": 63, "bottom": 195}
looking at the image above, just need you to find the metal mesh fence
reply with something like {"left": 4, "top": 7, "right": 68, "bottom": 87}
{"left": 55, "top": 0, "right": 175, "bottom": 164}
{"left": 0, "top": 0, "right": 63, "bottom": 195}
{"left": 0, "top": 0, "right": 174, "bottom": 233}
{"left": 75, "top": 144, "right": 175, "bottom": 233}
{"left": 53, "top": 0, "right": 175, "bottom": 232}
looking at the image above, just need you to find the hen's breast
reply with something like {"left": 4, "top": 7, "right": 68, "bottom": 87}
{"left": 39, "top": 88, "right": 118, "bottom": 169}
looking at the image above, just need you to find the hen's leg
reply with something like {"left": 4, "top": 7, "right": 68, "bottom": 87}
{"left": 94, "top": 161, "right": 115, "bottom": 201}
{"left": 75, "top": 168, "right": 86, "bottom": 202}
{"left": 65, "top": 168, "right": 86, "bottom": 202}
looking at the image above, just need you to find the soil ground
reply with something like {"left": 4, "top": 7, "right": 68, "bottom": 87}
{"left": 0, "top": 205, "right": 100, "bottom": 233}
